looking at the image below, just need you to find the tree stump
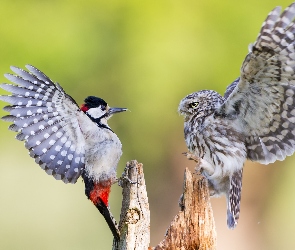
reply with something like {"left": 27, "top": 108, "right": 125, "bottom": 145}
{"left": 112, "top": 161, "right": 216, "bottom": 250}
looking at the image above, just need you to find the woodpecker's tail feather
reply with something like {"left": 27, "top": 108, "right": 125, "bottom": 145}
{"left": 96, "top": 198, "right": 120, "bottom": 242}
{"left": 82, "top": 173, "right": 120, "bottom": 242}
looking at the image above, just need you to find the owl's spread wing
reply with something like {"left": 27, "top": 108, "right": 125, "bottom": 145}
{"left": 0, "top": 65, "right": 86, "bottom": 183}
{"left": 223, "top": 78, "right": 239, "bottom": 100}
{"left": 218, "top": 3, "right": 295, "bottom": 164}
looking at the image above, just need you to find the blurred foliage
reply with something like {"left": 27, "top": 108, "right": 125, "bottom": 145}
{"left": 0, "top": 0, "right": 295, "bottom": 249}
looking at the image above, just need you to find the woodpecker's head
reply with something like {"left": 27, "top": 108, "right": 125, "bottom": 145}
{"left": 80, "top": 96, "right": 127, "bottom": 128}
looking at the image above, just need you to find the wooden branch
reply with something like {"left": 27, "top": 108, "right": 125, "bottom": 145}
{"left": 112, "top": 160, "right": 150, "bottom": 250}
{"left": 151, "top": 168, "right": 217, "bottom": 250}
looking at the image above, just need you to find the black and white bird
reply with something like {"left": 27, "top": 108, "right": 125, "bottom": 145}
{"left": 179, "top": 3, "right": 295, "bottom": 229}
{"left": 0, "top": 65, "right": 127, "bottom": 241}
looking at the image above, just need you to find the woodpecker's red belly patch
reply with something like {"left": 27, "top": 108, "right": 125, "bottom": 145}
{"left": 89, "top": 182, "right": 111, "bottom": 206}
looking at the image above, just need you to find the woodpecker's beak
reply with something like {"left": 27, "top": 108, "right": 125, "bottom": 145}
{"left": 108, "top": 107, "right": 127, "bottom": 115}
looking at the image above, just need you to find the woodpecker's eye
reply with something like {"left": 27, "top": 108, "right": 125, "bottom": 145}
{"left": 189, "top": 102, "right": 199, "bottom": 108}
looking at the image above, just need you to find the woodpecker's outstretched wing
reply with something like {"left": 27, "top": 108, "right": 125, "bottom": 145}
{"left": 0, "top": 65, "right": 86, "bottom": 183}
{"left": 217, "top": 3, "right": 295, "bottom": 164}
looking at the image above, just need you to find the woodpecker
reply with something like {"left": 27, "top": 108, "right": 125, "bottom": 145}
{"left": 0, "top": 65, "right": 127, "bottom": 241}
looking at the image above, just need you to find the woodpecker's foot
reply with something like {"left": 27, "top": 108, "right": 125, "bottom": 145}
{"left": 117, "top": 175, "right": 137, "bottom": 186}
{"left": 118, "top": 165, "right": 138, "bottom": 186}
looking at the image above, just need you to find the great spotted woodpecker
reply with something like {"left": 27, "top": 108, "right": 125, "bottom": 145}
{"left": 0, "top": 65, "right": 127, "bottom": 241}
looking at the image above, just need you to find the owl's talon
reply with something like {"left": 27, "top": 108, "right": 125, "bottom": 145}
{"left": 197, "top": 158, "right": 215, "bottom": 176}
{"left": 183, "top": 152, "right": 200, "bottom": 163}
{"left": 195, "top": 165, "right": 203, "bottom": 174}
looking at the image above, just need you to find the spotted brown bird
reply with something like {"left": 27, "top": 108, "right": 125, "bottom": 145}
{"left": 179, "top": 3, "right": 295, "bottom": 228}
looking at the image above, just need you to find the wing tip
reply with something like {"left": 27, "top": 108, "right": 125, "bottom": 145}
{"left": 1, "top": 115, "right": 16, "bottom": 122}
{"left": 10, "top": 65, "right": 20, "bottom": 72}
{"left": 25, "top": 64, "right": 36, "bottom": 72}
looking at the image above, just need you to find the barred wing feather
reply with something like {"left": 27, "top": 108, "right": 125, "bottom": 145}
{"left": 219, "top": 4, "right": 295, "bottom": 164}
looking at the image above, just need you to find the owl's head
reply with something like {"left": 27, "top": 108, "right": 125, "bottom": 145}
{"left": 178, "top": 90, "right": 224, "bottom": 121}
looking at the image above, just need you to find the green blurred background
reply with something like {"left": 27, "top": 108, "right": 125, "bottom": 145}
{"left": 0, "top": 0, "right": 295, "bottom": 249}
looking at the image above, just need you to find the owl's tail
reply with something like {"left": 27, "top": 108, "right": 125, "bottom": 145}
{"left": 227, "top": 169, "right": 243, "bottom": 229}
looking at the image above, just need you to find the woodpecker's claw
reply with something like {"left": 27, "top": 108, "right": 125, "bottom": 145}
{"left": 117, "top": 175, "right": 137, "bottom": 186}
{"left": 118, "top": 164, "right": 138, "bottom": 186}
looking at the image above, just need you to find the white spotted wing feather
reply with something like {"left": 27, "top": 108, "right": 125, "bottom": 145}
{"left": 0, "top": 65, "right": 86, "bottom": 183}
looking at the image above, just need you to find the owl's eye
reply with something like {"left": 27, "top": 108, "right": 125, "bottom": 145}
{"left": 189, "top": 102, "right": 199, "bottom": 108}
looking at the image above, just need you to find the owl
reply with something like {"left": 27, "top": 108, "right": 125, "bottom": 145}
{"left": 179, "top": 3, "right": 295, "bottom": 228}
